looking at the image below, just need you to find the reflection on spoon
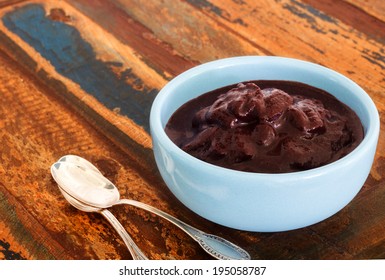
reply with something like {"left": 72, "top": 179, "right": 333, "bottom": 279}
{"left": 53, "top": 155, "right": 251, "bottom": 260}
{"left": 52, "top": 159, "right": 118, "bottom": 208}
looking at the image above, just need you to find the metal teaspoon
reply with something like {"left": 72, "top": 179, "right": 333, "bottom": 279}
{"left": 53, "top": 155, "right": 251, "bottom": 260}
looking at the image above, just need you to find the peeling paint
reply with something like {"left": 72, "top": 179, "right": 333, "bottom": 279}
{"left": 290, "top": 0, "right": 338, "bottom": 24}
{"left": 2, "top": 4, "right": 157, "bottom": 132}
{"left": 282, "top": 0, "right": 338, "bottom": 34}
{"left": 362, "top": 49, "right": 385, "bottom": 70}
{"left": 186, "top": 0, "right": 248, "bottom": 26}
{"left": 0, "top": 239, "right": 25, "bottom": 260}
{"left": 186, "top": 0, "right": 224, "bottom": 17}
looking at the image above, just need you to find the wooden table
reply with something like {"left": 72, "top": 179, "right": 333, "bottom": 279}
{"left": 0, "top": 0, "right": 384, "bottom": 260}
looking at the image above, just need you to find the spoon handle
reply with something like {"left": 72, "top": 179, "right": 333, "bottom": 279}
{"left": 117, "top": 199, "right": 250, "bottom": 260}
{"left": 100, "top": 209, "right": 148, "bottom": 260}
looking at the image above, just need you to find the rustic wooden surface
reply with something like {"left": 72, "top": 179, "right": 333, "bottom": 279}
{"left": 0, "top": 0, "right": 384, "bottom": 260}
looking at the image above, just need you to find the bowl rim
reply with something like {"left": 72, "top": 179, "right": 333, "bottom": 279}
{"left": 150, "top": 56, "right": 380, "bottom": 179}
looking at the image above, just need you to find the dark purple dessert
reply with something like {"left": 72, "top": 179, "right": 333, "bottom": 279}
{"left": 165, "top": 81, "right": 364, "bottom": 173}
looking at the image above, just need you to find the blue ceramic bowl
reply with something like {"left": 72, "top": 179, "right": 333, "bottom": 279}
{"left": 149, "top": 56, "right": 379, "bottom": 232}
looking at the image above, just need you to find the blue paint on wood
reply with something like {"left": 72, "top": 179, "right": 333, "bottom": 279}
{"left": 2, "top": 4, "right": 157, "bottom": 132}
{"left": 0, "top": 239, "right": 25, "bottom": 260}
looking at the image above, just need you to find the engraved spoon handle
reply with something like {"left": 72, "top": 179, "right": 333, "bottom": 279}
{"left": 100, "top": 209, "right": 148, "bottom": 260}
{"left": 116, "top": 199, "right": 250, "bottom": 260}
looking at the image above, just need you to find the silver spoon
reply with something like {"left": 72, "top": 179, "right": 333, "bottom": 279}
{"left": 53, "top": 155, "right": 251, "bottom": 260}
{"left": 51, "top": 162, "right": 148, "bottom": 260}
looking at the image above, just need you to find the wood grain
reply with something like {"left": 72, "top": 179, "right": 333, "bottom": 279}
{"left": 0, "top": 0, "right": 385, "bottom": 260}
{"left": 0, "top": 48, "right": 216, "bottom": 260}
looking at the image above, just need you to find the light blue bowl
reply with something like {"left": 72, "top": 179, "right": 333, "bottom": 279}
{"left": 149, "top": 56, "right": 380, "bottom": 232}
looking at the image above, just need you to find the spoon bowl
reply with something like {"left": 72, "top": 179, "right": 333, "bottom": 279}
{"left": 51, "top": 160, "right": 119, "bottom": 208}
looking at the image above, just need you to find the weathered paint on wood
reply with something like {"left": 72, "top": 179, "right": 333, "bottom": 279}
{"left": 0, "top": 0, "right": 385, "bottom": 260}
{"left": 3, "top": 4, "right": 157, "bottom": 131}
{"left": 309, "top": 0, "right": 385, "bottom": 38}
{"left": 0, "top": 49, "right": 215, "bottom": 259}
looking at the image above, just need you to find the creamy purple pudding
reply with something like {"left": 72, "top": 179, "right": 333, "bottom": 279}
{"left": 165, "top": 81, "right": 364, "bottom": 173}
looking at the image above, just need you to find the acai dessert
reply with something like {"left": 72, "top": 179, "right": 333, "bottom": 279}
{"left": 165, "top": 81, "right": 364, "bottom": 173}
